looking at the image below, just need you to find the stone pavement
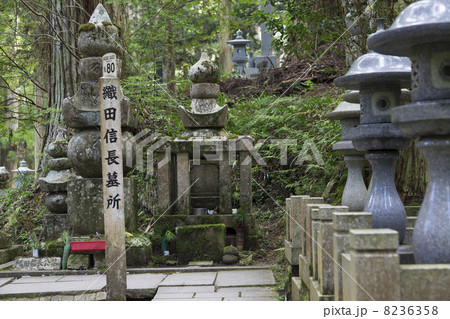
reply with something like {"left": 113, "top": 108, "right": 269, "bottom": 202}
{"left": 0, "top": 268, "right": 279, "bottom": 301}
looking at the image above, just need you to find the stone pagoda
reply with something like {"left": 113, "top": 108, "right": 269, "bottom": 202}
{"left": 154, "top": 53, "right": 256, "bottom": 262}
{"left": 63, "top": 4, "right": 137, "bottom": 236}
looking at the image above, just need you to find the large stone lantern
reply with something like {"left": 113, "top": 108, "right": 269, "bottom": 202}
{"left": 326, "top": 91, "right": 367, "bottom": 211}
{"left": 334, "top": 23, "right": 411, "bottom": 243}
{"left": 227, "top": 30, "right": 251, "bottom": 74}
{"left": 368, "top": 0, "right": 450, "bottom": 263}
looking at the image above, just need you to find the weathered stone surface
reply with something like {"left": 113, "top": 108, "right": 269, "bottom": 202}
{"left": 350, "top": 229, "right": 399, "bottom": 251}
{"left": 176, "top": 153, "right": 190, "bottom": 215}
{"left": 44, "top": 193, "right": 67, "bottom": 214}
{"left": 400, "top": 264, "right": 450, "bottom": 301}
{"left": 48, "top": 158, "right": 71, "bottom": 171}
{"left": 126, "top": 235, "right": 152, "bottom": 267}
{"left": 67, "top": 254, "right": 90, "bottom": 270}
{"left": 78, "top": 24, "right": 121, "bottom": 58}
{"left": 67, "top": 177, "right": 137, "bottom": 235}
{"left": 13, "top": 257, "right": 61, "bottom": 271}
{"left": 0, "top": 245, "right": 23, "bottom": 264}
{"left": 68, "top": 130, "right": 134, "bottom": 178}
{"left": 63, "top": 94, "right": 136, "bottom": 129}
{"left": 179, "top": 105, "right": 228, "bottom": 129}
{"left": 310, "top": 279, "right": 334, "bottom": 301}
{"left": 176, "top": 224, "right": 226, "bottom": 263}
{"left": 284, "top": 239, "right": 300, "bottom": 266}
{"left": 223, "top": 245, "right": 238, "bottom": 256}
{"left": 43, "top": 215, "right": 68, "bottom": 241}
{"left": 333, "top": 212, "right": 372, "bottom": 232}
{"left": 222, "top": 254, "right": 239, "bottom": 265}
{"left": 38, "top": 169, "right": 73, "bottom": 192}
{"left": 189, "top": 52, "right": 219, "bottom": 84}
{"left": 47, "top": 141, "right": 68, "bottom": 158}
{"left": 190, "top": 83, "right": 220, "bottom": 99}
{"left": 333, "top": 212, "right": 373, "bottom": 301}
{"left": 348, "top": 230, "right": 400, "bottom": 301}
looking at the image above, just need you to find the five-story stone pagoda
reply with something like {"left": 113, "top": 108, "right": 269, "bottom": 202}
{"left": 63, "top": 4, "right": 137, "bottom": 236}
{"left": 154, "top": 53, "right": 256, "bottom": 263}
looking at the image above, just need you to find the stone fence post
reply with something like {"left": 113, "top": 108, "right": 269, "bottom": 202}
{"left": 347, "top": 229, "right": 400, "bottom": 301}
{"left": 333, "top": 212, "right": 372, "bottom": 301}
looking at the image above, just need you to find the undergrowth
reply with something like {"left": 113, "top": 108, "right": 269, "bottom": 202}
{"left": 0, "top": 174, "right": 49, "bottom": 250}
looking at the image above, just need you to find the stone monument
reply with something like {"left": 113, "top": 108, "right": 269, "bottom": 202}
{"left": 368, "top": 0, "right": 450, "bottom": 263}
{"left": 335, "top": 21, "right": 411, "bottom": 243}
{"left": 253, "top": 3, "right": 277, "bottom": 70}
{"left": 153, "top": 53, "right": 256, "bottom": 260}
{"left": 63, "top": 4, "right": 137, "bottom": 236}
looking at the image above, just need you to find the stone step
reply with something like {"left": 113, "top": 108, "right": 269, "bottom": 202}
{"left": 405, "top": 206, "right": 420, "bottom": 217}
{"left": 407, "top": 216, "right": 417, "bottom": 228}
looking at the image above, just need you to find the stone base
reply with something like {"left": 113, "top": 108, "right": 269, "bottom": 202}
{"left": 43, "top": 214, "right": 68, "bottom": 241}
{"left": 310, "top": 279, "right": 334, "bottom": 301}
{"left": 285, "top": 239, "right": 301, "bottom": 266}
{"left": 13, "top": 257, "right": 61, "bottom": 271}
{"left": 152, "top": 214, "right": 257, "bottom": 254}
{"left": 67, "top": 177, "right": 138, "bottom": 235}
{"left": 0, "top": 245, "right": 23, "bottom": 264}
{"left": 176, "top": 224, "right": 226, "bottom": 264}
{"left": 67, "top": 254, "right": 91, "bottom": 270}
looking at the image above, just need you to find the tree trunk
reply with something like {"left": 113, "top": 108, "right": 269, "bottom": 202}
{"left": 218, "top": 0, "right": 233, "bottom": 75}
{"left": 166, "top": 17, "right": 176, "bottom": 95}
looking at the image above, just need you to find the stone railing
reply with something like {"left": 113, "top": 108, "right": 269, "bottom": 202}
{"left": 285, "top": 196, "right": 450, "bottom": 301}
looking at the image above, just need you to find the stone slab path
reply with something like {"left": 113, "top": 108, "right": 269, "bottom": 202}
{"left": 0, "top": 268, "right": 279, "bottom": 301}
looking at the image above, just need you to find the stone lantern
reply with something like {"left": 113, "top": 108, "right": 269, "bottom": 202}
{"left": 334, "top": 22, "right": 411, "bottom": 243}
{"left": 326, "top": 91, "right": 367, "bottom": 211}
{"left": 368, "top": 0, "right": 450, "bottom": 263}
{"left": 227, "top": 30, "right": 251, "bottom": 74}
{"left": 12, "top": 161, "right": 35, "bottom": 187}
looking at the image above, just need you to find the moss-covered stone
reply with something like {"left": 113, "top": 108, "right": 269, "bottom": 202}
{"left": 176, "top": 224, "right": 226, "bottom": 264}
{"left": 67, "top": 254, "right": 90, "bottom": 270}
{"left": 125, "top": 235, "right": 152, "bottom": 266}
{"left": 41, "top": 239, "right": 65, "bottom": 257}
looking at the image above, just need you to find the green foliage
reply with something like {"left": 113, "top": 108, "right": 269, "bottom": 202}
{"left": 227, "top": 92, "right": 344, "bottom": 204}
{"left": 163, "top": 229, "right": 176, "bottom": 242}
{"left": 0, "top": 175, "right": 48, "bottom": 249}
{"left": 233, "top": 209, "right": 250, "bottom": 226}
{"left": 61, "top": 230, "right": 71, "bottom": 246}
{"left": 254, "top": 1, "right": 345, "bottom": 59}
